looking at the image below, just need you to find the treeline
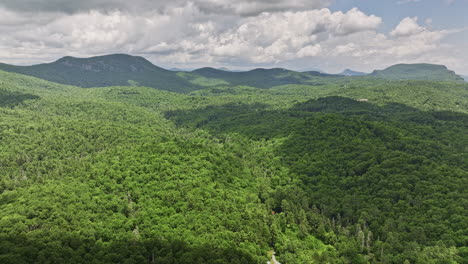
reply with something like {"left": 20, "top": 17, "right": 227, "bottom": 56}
{"left": 1, "top": 69, "right": 467, "bottom": 263}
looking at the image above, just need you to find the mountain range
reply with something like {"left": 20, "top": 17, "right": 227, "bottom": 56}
{"left": 0, "top": 54, "right": 467, "bottom": 264}
{"left": 0, "top": 54, "right": 464, "bottom": 93}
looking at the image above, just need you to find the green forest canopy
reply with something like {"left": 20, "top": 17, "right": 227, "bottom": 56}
{"left": 0, "top": 69, "right": 467, "bottom": 263}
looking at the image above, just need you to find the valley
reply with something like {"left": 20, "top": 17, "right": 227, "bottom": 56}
{"left": 0, "top": 55, "right": 467, "bottom": 263}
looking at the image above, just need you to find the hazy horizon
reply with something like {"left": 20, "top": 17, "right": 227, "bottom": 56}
{"left": 2, "top": 53, "right": 468, "bottom": 76}
{"left": 0, "top": 0, "right": 467, "bottom": 74}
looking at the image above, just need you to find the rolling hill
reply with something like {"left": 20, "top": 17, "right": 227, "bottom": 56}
{"left": 0, "top": 67, "right": 467, "bottom": 263}
{"left": 0, "top": 55, "right": 342, "bottom": 91}
{"left": 192, "top": 67, "right": 339, "bottom": 88}
{"left": 0, "top": 54, "right": 200, "bottom": 93}
{"left": 370, "top": 63, "right": 464, "bottom": 82}
{"left": 0, "top": 55, "right": 465, "bottom": 94}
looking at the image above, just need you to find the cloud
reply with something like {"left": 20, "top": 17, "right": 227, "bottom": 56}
{"left": 390, "top": 17, "right": 425, "bottom": 37}
{"left": 385, "top": 17, "right": 452, "bottom": 58}
{"left": 202, "top": 8, "right": 381, "bottom": 63}
{"left": 0, "top": 6, "right": 383, "bottom": 64}
{"left": 327, "top": 17, "right": 447, "bottom": 58}
{"left": 0, "top": 3, "right": 464, "bottom": 74}
{"left": 319, "top": 16, "right": 464, "bottom": 73}
{"left": 0, "top": 0, "right": 331, "bottom": 16}
{"left": 330, "top": 8, "right": 382, "bottom": 35}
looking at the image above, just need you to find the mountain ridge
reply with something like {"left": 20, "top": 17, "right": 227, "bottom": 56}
{"left": 54, "top": 54, "right": 163, "bottom": 73}
{"left": 0, "top": 54, "right": 199, "bottom": 93}
{"left": 370, "top": 63, "right": 464, "bottom": 82}
{"left": 0, "top": 54, "right": 465, "bottom": 92}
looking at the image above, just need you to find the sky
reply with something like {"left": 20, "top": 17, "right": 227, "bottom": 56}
{"left": 0, "top": 0, "right": 467, "bottom": 74}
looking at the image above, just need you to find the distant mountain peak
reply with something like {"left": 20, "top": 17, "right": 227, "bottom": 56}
{"left": 54, "top": 54, "right": 159, "bottom": 73}
{"left": 0, "top": 53, "right": 197, "bottom": 92}
{"left": 339, "top": 69, "right": 368, "bottom": 76}
{"left": 370, "top": 63, "right": 464, "bottom": 82}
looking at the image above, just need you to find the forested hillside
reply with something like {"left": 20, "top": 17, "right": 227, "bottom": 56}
{"left": 191, "top": 67, "right": 340, "bottom": 88}
{"left": 0, "top": 55, "right": 343, "bottom": 92}
{"left": 0, "top": 68, "right": 467, "bottom": 264}
{"left": 370, "top": 64, "right": 464, "bottom": 82}
{"left": 339, "top": 69, "right": 368, "bottom": 76}
{"left": 0, "top": 71, "right": 354, "bottom": 263}
{"left": 167, "top": 96, "right": 468, "bottom": 263}
{"left": 0, "top": 54, "right": 199, "bottom": 93}
{"left": 2, "top": 55, "right": 465, "bottom": 95}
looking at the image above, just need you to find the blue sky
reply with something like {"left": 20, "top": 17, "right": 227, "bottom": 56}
{"left": 332, "top": 0, "right": 468, "bottom": 45}
{"left": 327, "top": 0, "right": 468, "bottom": 73}
{"left": 332, "top": 0, "right": 467, "bottom": 31}
{"left": 0, "top": 0, "right": 467, "bottom": 74}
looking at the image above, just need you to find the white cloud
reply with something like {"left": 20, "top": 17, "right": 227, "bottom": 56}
{"left": 198, "top": 8, "right": 382, "bottom": 63}
{"left": 390, "top": 17, "right": 425, "bottom": 37}
{"left": 330, "top": 8, "right": 382, "bottom": 35}
{"left": 196, "top": 0, "right": 331, "bottom": 16}
{"left": 386, "top": 17, "right": 449, "bottom": 57}
{"left": 297, "top": 44, "right": 322, "bottom": 57}
{"left": 0, "top": 0, "right": 331, "bottom": 16}
{"left": 0, "top": 4, "right": 465, "bottom": 74}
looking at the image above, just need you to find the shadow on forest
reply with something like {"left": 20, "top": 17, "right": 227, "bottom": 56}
{"left": 164, "top": 96, "right": 468, "bottom": 139}
{"left": 0, "top": 233, "right": 257, "bottom": 264}
{"left": 164, "top": 96, "right": 467, "bottom": 261}
{"left": 0, "top": 89, "right": 39, "bottom": 108}
{"left": 1, "top": 97, "right": 463, "bottom": 263}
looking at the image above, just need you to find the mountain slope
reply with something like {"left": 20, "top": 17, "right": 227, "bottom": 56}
{"left": 370, "top": 63, "right": 464, "bottom": 82}
{"left": 339, "top": 69, "right": 368, "bottom": 76}
{"left": 167, "top": 96, "right": 467, "bottom": 264}
{"left": 0, "top": 70, "right": 353, "bottom": 264}
{"left": 191, "top": 67, "right": 340, "bottom": 88}
{"left": 1, "top": 68, "right": 467, "bottom": 263}
{"left": 192, "top": 67, "right": 299, "bottom": 88}
{"left": 1, "top": 55, "right": 464, "bottom": 93}
{"left": 0, "top": 54, "right": 199, "bottom": 93}
{"left": 0, "top": 55, "right": 343, "bottom": 91}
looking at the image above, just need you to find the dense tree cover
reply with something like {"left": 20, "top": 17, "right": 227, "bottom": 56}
{"left": 0, "top": 69, "right": 467, "bottom": 263}
{"left": 191, "top": 67, "right": 341, "bottom": 89}
{"left": 0, "top": 90, "right": 267, "bottom": 262}
{"left": 0, "top": 71, "right": 359, "bottom": 263}
{"left": 167, "top": 97, "right": 468, "bottom": 263}
{"left": 270, "top": 79, "right": 468, "bottom": 113}
{"left": 0, "top": 89, "right": 39, "bottom": 107}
